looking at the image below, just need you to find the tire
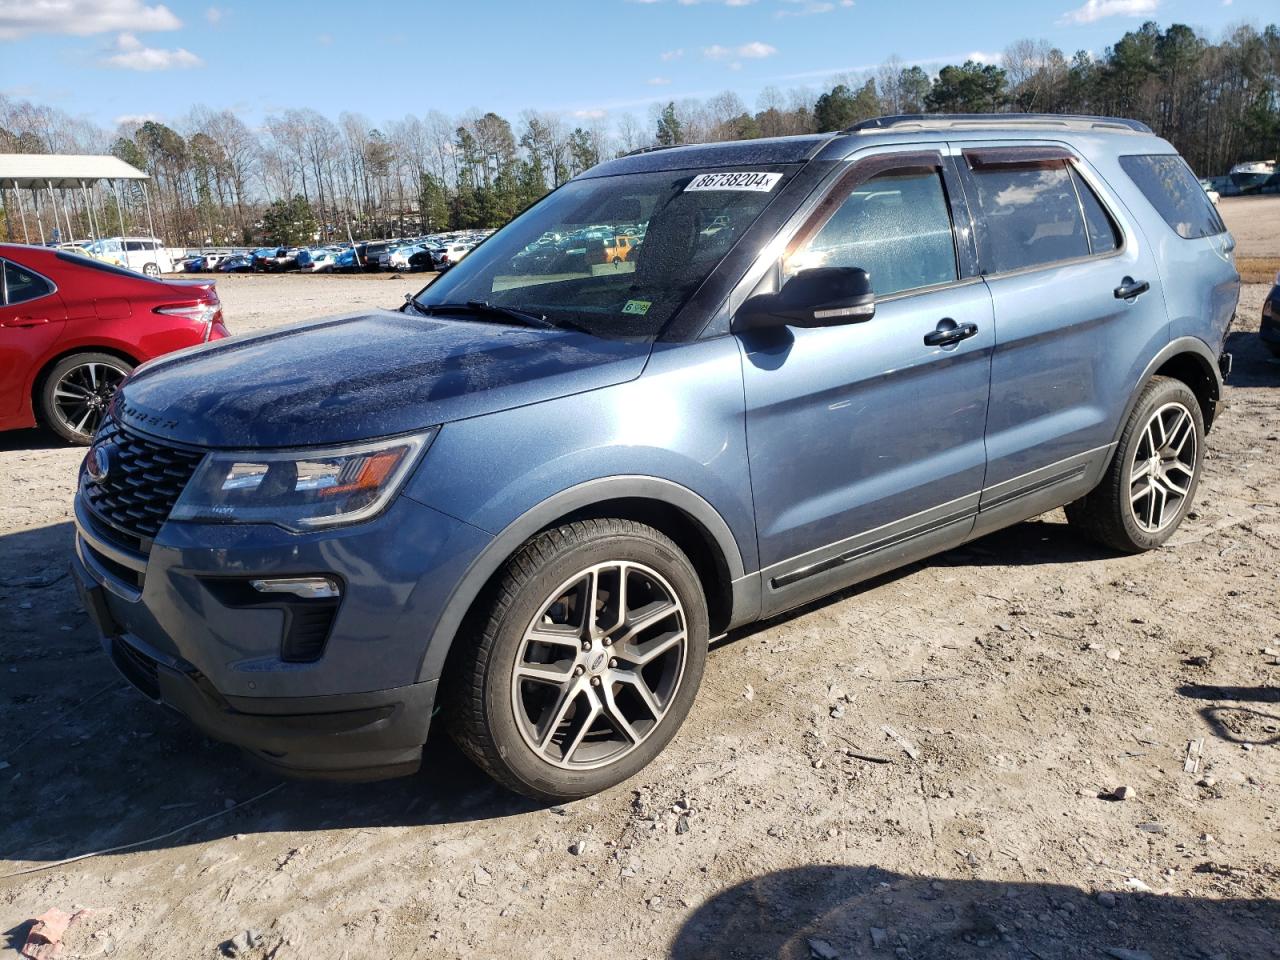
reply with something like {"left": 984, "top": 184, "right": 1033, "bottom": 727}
{"left": 38, "top": 352, "right": 134, "bottom": 445}
{"left": 1065, "top": 375, "right": 1205, "bottom": 553}
{"left": 142, "top": 262, "right": 160, "bottom": 278}
{"left": 446, "top": 518, "right": 709, "bottom": 801}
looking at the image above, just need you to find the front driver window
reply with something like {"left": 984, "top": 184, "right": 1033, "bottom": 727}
{"left": 787, "top": 167, "right": 959, "bottom": 297}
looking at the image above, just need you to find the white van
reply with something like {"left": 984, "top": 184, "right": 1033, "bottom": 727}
{"left": 84, "top": 237, "right": 175, "bottom": 276}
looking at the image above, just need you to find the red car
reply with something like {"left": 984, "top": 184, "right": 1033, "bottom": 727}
{"left": 0, "top": 243, "right": 229, "bottom": 444}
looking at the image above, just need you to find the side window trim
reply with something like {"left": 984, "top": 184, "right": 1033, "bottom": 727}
{"left": 1066, "top": 164, "right": 1096, "bottom": 256}
{"left": 0, "top": 258, "right": 8, "bottom": 306}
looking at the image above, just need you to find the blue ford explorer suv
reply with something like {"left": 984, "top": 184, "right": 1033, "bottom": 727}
{"left": 73, "top": 115, "right": 1239, "bottom": 800}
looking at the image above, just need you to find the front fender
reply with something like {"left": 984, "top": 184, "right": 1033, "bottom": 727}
{"left": 407, "top": 475, "right": 748, "bottom": 683}
{"left": 402, "top": 336, "right": 755, "bottom": 682}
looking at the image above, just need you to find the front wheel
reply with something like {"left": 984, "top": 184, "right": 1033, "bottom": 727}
{"left": 142, "top": 262, "right": 160, "bottom": 277}
{"left": 38, "top": 352, "right": 134, "bottom": 444}
{"left": 446, "top": 519, "right": 709, "bottom": 801}
{"left": 1066, "top": 375, "right": 1204, "bottom": 552}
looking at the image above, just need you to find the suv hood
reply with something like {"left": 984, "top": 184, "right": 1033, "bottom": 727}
{"left": 115, "top": 309, "right": 652, "bottom": 448}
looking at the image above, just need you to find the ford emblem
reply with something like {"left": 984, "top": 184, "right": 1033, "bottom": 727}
{"left": 85, "top": 443, "right": 112, "bottom": 483}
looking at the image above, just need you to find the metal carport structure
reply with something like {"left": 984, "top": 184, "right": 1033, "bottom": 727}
{"left": 0, "top": 153, "right": 152, "bottom": 246}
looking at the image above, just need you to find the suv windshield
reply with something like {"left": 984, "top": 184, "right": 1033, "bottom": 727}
{"left": 413, "top": 165, "right": 798, "bottom": 339}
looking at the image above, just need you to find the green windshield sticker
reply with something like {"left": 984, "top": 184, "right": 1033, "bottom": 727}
{"left": 622, "top": 300, "right": 652, "bottom": 315}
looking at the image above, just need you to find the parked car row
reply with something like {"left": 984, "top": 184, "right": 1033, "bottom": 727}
{"left": 175, "top": 231, "right": 495, "bottom": 276}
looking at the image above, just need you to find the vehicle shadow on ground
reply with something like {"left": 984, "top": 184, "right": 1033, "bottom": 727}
{"left": 0, "top": 522, "right": 544, "bottom": 870}
{"left": 718, "top": 517, "right": 1114, "bottom": 650}
{"left": 670, "top": 865, "right": 1279, "bottom": 960}
{"left": 1178, "top": 683, "right": 1280, "bottom": 747}
{"left": 1225, "top": 329, "right": 1280, "bottom": 389}
{"left": 0, "top": 427, "right": 63, "bottom": 452}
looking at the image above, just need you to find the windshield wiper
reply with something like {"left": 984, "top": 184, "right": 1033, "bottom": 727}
{"left": 415, "top": 299, "right": 556, "bottom": 330}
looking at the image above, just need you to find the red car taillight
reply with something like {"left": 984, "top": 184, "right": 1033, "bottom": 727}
{"left": 154, "top": 300, "right": 224, "bottom": 341}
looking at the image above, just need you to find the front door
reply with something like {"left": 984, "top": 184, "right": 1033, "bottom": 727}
{"left": 0, "top": 258, "right": 67, "bottom": 425}
{"left": 737, "top": 149, "right": 994, "bottom": 616}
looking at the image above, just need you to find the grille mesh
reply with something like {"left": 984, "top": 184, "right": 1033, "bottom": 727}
{"left": 83, "top": 418, "right": 204, "bottom": 540}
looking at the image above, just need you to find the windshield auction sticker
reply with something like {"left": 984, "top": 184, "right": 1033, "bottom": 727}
{"left": 684, "top": 172, "right": 783, "bottom": 192}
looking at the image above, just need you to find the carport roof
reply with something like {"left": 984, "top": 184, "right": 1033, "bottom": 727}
{"left": 0, "top": 153, "right": 149, "bottom": 188}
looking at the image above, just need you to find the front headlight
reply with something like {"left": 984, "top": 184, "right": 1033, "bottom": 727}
{"left": 171, "top": 429, "right": 437, "bottom": 531}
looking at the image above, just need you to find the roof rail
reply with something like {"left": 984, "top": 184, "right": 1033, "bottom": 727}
{"left": 622, "top": 143, "right": 684, "bottom": 158}
{"left": 845, "top": 114, "right": 1153, "bottom": 135}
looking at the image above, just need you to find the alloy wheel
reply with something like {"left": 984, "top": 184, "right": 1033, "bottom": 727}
{"left": 510, "top": 560, "right": 688, "bottom": 770}
{"left": 52, "top": 361, "right": 128, "bottom": 440}
{"left": 1128, "top": 401, "right": 1197, "bottom": 533}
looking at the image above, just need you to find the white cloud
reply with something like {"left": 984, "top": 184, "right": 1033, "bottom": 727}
{"left": 660, "top": 47, "right": 684, "bottom": 60}
{"left": 0, "top": 0, "right": 179, "bottom": 39}
{"left": 704, "top": 41, "right": 776, "bottom": 63}
{"left": 114, "top": 112, "right": 160, "bottom": 126}
{"left": 966, "top": 50, "right": 1002, "bottom": 64}
{"left": 317, "top": 32, "right": 333, "bottom": 46}
{"left": 777, "top": 0, "right": 835, "bottom": 16}
{"left": 648, "top": 76, "right": 672, "bottom": 85}
{"left": 574, "top": 108, "right": 607, "bottom": 119}
{"left": 102, "top": 31, "right": 202, "bottom": 70}
{"left": 205, "top": 5, "right": 223, "bottom": 24}
{"left": 737, "top": 40, "right": 777, "bottom": 58}
{"left": 1058, "top": 0, "right": 1158, "bottom": 26}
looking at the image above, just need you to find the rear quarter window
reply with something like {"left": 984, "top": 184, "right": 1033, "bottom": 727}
{"left": 1118, "top": 154, "right": 1225, "bottom": 240}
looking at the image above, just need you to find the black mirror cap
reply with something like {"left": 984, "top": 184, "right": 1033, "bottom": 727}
{"left": 733, "top": 266, "right": 876, "bottom": 333}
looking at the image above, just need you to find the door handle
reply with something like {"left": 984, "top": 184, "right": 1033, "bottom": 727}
{"left": 0, "top": 317, "right": 49, "bottom": 328}
{"left": 1114, "top": 277, "right": 1150, "bottom": 300}
{"left": 924, "top": 320, "right": 978, "bottom": 347}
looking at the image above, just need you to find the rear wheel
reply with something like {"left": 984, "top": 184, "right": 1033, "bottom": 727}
{"left": 142, "top": 262, "right": 160, "bottom": 277}
{"left": 1065, "top": 376, "right": 1204, "bottom": 552}
{"left": 38, "top": 352, "right": 133, "bottom": 444}
{"left": 446, "top": 519, "right": 708, "bottom": 801}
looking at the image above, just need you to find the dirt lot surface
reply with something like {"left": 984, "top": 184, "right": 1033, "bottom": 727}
{"left": 1, "top": 238, "right": 1278, "bottom": 958}
{"left": 1221, "top": 196, "right": 1280, "bottom": 259}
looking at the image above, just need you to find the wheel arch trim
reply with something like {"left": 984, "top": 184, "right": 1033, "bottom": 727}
{"left": 413, "top": 475, "right": 747, "bottom": 683}
{"left": 1112, "top": 336, "right": 1222, "bottom": 449}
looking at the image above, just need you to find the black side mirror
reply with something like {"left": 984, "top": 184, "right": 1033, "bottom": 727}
{"left": 734, "top": 266, "right": 876, "bottom": 332}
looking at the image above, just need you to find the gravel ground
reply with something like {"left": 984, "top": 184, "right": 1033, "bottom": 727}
{"left": 0, "top": 263, "right": 1276, "bottom": 958}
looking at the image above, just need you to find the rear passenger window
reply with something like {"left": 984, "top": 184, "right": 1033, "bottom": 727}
{"left": 788, "top": 168, "right": 958, "bottom": 298}
{"left": 3, "top": 261, "right": 53, "bottom": 305}
{"left": 1119, "top": 154, "right": 1225, "bottom": 240}
{"left": 969, "top": 162, "right": 1090, "bottom": 273}
{"left": 1071, "top": 168, "right": 1120, "bottom": 255}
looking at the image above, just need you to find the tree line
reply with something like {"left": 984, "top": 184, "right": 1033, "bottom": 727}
{"left": 1, "top": 19, "right": 1277, "bottom": 247}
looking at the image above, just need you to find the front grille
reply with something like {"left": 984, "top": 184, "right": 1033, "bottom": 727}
{"left": 84, "top": 418, "right": 205, "bottom": 540}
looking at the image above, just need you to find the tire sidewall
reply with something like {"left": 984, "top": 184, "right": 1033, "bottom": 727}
{"left": 482, "top": 529, "right": 709, "bottom": 800}
{"left": 39, "top": 353, "right": 133, "bottom": 445}
{"left": 1116, "top": 380, "right": 1205, "bottom": 550}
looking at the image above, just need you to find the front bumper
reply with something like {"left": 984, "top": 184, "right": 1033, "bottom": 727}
{"left": 1262, "top": 286, "right": 1280, "bottom": 347}
{"left": 72, "top": 489, "right": 491, "bottom": 778}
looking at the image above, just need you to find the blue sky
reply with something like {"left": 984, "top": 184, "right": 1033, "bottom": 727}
{"left": 0, "top": 0, "right": 1272, "bottom": 132}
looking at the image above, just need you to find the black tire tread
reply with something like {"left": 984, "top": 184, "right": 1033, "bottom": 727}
{"left": 445, "top": 517, "right": 694, "bottom": 799}
{"left": 37, "top": 351, "right": 133, "bottom": 445}
{"left": 1065, "top": 375, "right": 1200, "bottom": 553}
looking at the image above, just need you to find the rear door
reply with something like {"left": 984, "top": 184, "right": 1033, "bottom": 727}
{"left": 953, "top": 143, "right": 1171, "bottom": 536}
{"left": 0, "top": 258, "right": 68, "bottom": 423}
{"left": 737, "top": 147, "right": 994, "bottom": 615}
